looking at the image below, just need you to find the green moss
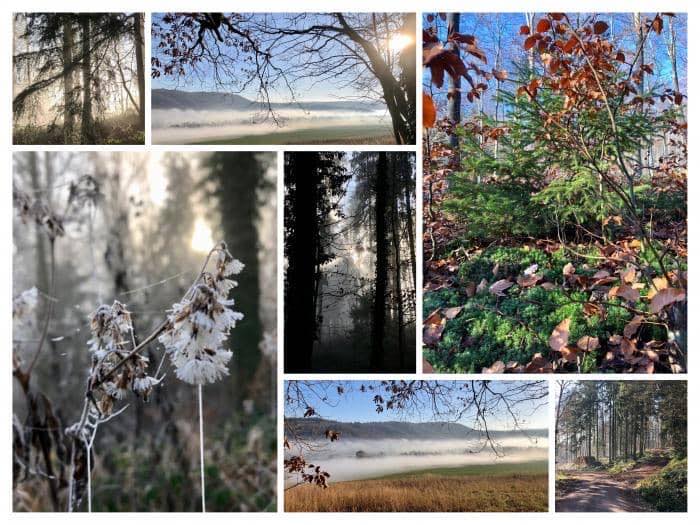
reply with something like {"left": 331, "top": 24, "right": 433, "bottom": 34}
{"left": 638, "top": 458, "right": 687, "bottom": 512}
{"left": 425, "top": 246, "right": 641, "bottom": 372}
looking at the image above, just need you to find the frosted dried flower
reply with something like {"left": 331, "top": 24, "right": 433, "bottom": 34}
{"left": 13, "top": 287, "right": 39, "bottom": 323}
{"left": 158, "top": 243, "right": 244, "bottom": 385}
{"left": 86, "top": 301, "right": 158, "bottom": 412}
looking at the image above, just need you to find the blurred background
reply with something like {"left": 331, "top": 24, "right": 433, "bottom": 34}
{"left": 12, "top": 151, "right": 277, "bottom": 511}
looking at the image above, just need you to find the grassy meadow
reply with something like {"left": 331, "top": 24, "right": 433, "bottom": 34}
{"left": 285, "top": 460, "right": 548, "bottom": 512}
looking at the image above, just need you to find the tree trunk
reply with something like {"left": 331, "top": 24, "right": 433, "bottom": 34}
{"left": 80, "top": 16, "right": 94, "bottom": 144}
{"left": 370, "top": 153, "right": 389, "bottom": 370}
{"left": 447, "top": 13, "right": 461, "bottom": 161}
{"left": 389, "top": 156, "right": 406, "bottom": 369}
{"left": 285, "top": 153, "right": 319, "bottom": 371}
{"left": 62, "top": 19, "right": 75, "bottom": 144}
{"left": 133, "top": 13, "right": 145, "bottom": 129}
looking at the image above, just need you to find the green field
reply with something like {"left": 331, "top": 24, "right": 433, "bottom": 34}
{"left": 374, "top": 459, "right": 549, "bottom": 480}
{"left": 185, "top": 124, "right": 396, "bottom": 145}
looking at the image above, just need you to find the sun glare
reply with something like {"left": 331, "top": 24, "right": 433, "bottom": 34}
{"left": 148, "top": 156, "right": 168, "bottom": 206}
{"left": 389, "top": 33, "right": 413, "bottom": 52}
{"left": 191, "top": 218, "right": 214, "bottom": 254}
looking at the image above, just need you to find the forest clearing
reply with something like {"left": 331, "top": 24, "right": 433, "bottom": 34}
{"left": 422, "top": 12, "right": 687, "bottom": 373}
{"left": 285, "top": 461, "right": 548, "bottom": 512}
{"left": 555, "top": 381, "right": 687, "bottom": 512}
{"left": 13, "top": 13, "right": 145, "bottom": 145}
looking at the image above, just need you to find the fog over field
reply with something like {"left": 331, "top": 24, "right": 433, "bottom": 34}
{"left": 152, "top": 107, "right": 392, "bottom": 144}
{"left": 285, "top": 437, "right": 548, "bottom": 484}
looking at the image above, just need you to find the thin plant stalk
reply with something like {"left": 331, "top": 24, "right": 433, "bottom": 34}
{"left": 198, "top": 384, "right": 206, "bottom": 512}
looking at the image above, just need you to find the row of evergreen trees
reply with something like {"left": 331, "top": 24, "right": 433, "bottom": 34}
{"left": 556, "top": 381, "right": 687, "bottom": 464}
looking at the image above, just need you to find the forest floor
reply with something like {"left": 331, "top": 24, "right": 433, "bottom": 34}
{"left": 286, "top": 462, "right": 547, "bottom": 512}
{"left": 556, "top": 464, "right": 664, "bottom": 512}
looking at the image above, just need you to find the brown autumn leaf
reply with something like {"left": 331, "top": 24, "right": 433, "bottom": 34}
{"left": 593, "top": 21, "right": 609, "bottom": 35}
{"left": 492, "top": 68, "right": 508, "bottom": 81}
{"left": 524, "top": 35, "right": 538, "bottom": 51}
{"left": 536, "top": 19, "right": 551, "bottom": 33}
{"left": 519, "top": 25, "right": 530, "bottom": 35}
{"left": 651, "top": 15, "right": 663, "bottom": 35}
{"left": 443, "top": 306, "right": 463, "bottom": 320}
{"left": 562, "top": 262, "right": 575, "bottom": 276}
{"left": 423, "top": 92, "right": 436, "bottom": 128}
{"left": 583, "top": 302, "right": 605, "bottom": 318}
{"left": 476, "top": 278, "right": 489, "bottom": 294}
{"left": 623, "top": 315, "right": 644, "bottom": 339}
{"left": 489, "top": 279, "right": 514, "bottom": 296}
{"left": 593, "top": 269, "right": 610, "bottom": 279}
{"left": 423, "top": 317, "right": 446, "bottom": 346}
{"left": 609, "top": 284, "right": 640, "bottom": 303}
{"left": 576, "top": 336, "right": 600, "bottom": 352}
{"left": 620, "top": 337, "right": 637, "bottom": 360}
{"left": 422, "top": 358, "right": 435, "bottom": 373}
{"left": 621, "top": 267, "right": 636, "bottom": 284}
{"left": 517, "top": 273, "right": 542, "bottom": 288}
{"left": 482, "top": 360, "right": 505, "bottom": 374}
{"left": 649, "top": 287, "right": 686, "bottom": 314}
{"left": 559, "top": 345, "right": 580, "bottom": 363}
{"left": 424, "top": 308, "right": 442, "bottom": 326}
{"left": 525, "top": 353, "right": 554, "bottom": 373}
{"left": 549, "top": 318, "right": 571, "bottom": 352}
{"left": 647, "top": 276, "right": 669, "bottom": 300}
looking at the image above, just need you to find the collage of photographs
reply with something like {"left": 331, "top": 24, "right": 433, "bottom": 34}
{"left": 7, "top": 5, "right": 690, "bottom": 518}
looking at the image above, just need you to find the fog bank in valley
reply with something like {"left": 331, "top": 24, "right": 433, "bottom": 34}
{"left": 285, "top": 437, "right": 548, "bottom": 484}
{"left": 152, "top": 108, "right": 392, "bottom": 144}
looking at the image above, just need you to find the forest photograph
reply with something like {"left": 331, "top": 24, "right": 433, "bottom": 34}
{"left": 284, "top": 380, "right": 549, "bottom": 512}
{"left": 284, "top": 152, "right": 416, "bottom": 373}
{"left": 12, "top": 151, "right": 277, "bottom": 511}
{"left": 422, "top": 13, "right": 687, "bottom": 374}
{"left": 555, "top": 380, "right": 687, "bottom": 512}
{"left": 13, "top": 13, "right": 146, "bottom": 145}
{"left": 151, "top": 13, "right": 416, "bottom": 145}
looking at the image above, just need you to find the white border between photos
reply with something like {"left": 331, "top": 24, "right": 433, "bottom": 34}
{"left": 1, "top": 0, "right": 696, "bottom": 523}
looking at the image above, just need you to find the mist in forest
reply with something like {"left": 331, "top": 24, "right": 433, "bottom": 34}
{"left": 284, "top": 152, "right": 416, "bottom": 372}
{"left": 13, "top": 13, "right": 146, "bottom": 145}
{"left": 12, "top": 151, "right": 277, "bottom": 511}
{"left": 151, "top": 108, "right": 391, "bottom": 144}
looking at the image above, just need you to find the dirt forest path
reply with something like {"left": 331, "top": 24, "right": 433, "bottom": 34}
{"left": 556, "top": 469, "right": 655, "bottom": 512}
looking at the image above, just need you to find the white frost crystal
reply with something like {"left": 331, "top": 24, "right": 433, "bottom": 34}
{"left": 159, "top": 243, "right": 244, "bottom": 385}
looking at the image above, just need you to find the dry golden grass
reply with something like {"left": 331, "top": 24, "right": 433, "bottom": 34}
{"left": 285, "top": 472, "right": 548, "bottom": 512}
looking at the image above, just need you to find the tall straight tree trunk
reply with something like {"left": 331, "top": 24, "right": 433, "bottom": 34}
{"left": 447, "top": 13, "right": 461, "bottom": 161}
{"left": 133, "top": 13, "right": 146, "bottom": 129}
{"left": 370, "top": 153, "right": 389, "bottom": 370}
{"left": 80, "top": 15, "right": 94, "bottom": 144}
{"left": 62, "top": 19, "right": 75, "bottom": 144}
{"left": 285, "top": 153, "right": 318, "bottom": 371}
{"left": 389, "top": 156, "right": 406, "bottom": 369}
{"left": 401, "top": 155, "right": 416, "bottom": 283}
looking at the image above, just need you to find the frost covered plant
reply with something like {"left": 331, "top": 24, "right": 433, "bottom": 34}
{"left": 158, "top": 242, "right": 244, "bottom": 385}
{"left": 12, "top": 287, "right": 39, "bottom": 324}
{"left": 87, "top": 301, "right": 161, "bottom": 414}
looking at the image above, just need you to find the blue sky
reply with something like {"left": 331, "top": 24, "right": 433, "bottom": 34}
{"left": 285, "top": 381, "right": 549, "bottom": 430}
{"left": 151, "top": 13, "right": 376, "bottom": 102}
{"left": 423, "top": 12, "right": 688, "bottom": 117}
